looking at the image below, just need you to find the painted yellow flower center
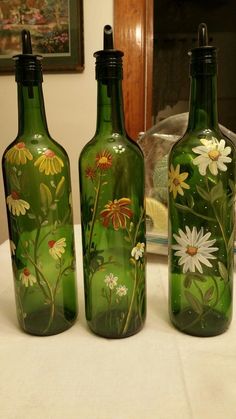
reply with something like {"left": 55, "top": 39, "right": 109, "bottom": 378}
{"left": 186, "top": 246, "right": 198, "bottom": 256}
{"left": 98, "top": 156, "right": 109, "bottom": 165}
{"left": 208, "top": 150, "right": 220, "bottom": 161}
{"left": 110, "top": 202, "right": 120, "bottom": 212}
{"left": 44, "top": 149, "right": 55, "bottom": 158}
{"left": 173, "top": 177, "right": 180, "bottom": 186}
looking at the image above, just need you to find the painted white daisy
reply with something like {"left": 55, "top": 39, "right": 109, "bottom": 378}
{"left": 131, "top": 242, "right": 145, "bottom": 260}
{"left": 48, "top": 237, "right": 66, "bottom": 260}
{"left": 20, "top": 268, "right": 37, "bottom": 287}
{"left": 116, "top": 285, "right": 128, "bottom": 297}
{"left": 192, "top": 137, "right": 232, "bottom": 176}
{"left": 6, "top": 191, "right": 30, "bottom": 216}
{"left": 173, "top": 226, "right": 218, "bottom": 274}
{"left": 104, "top": 273, "right": 118, "bottom": 290}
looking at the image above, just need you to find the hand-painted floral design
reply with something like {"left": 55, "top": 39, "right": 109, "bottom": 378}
{"left": 173, "top": 226, "right": 218, "bottom": 274}
{"left": 116, "top": 285, "right": 128, "bottom": 297}
{"left": 104, "top": 273, "right": 118, "bottom": 290}
{"left": 6, "top": 191, "right": 30, "bottom": 216}
{"left": 5, "top": 142, "right": 33, "bottom": 165}
{"left": 81, "top": 146, "right": 145, "bottom": 337}
{"left": 168, "top": 164, "right": 190, "bottom": 199}
{"left": 20, "top": 268, "right": 37, "bottom": 287}
{"left": 192, "top": 138, "right": 232, "bottom": 176}
{"left": 10, "top": 240, "right": 16, "bottom": 255}
{"left": 85, "top": 166, "right": 96, "bottom": 180}
{"left": 131, "top": 242, "right": 145, "bottom": 260}
{"left": 48, "top": 237, "right": 66, "bottom": 259}
{"left": 34, "top": 149, "right": 64, "bottom": 175}
{"left": 100, "top": 198, "right": 133, "bottom": 230}
{"left": 96, "top": 149, "right": 112, "bottom": 170}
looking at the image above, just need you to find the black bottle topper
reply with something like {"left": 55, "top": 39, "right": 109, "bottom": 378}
{"left": 94, "top": 25, "right": 124, "bottom": 80}
{"left": 14, "top": 29, "right": 43, "bottom": 85}
{"left": 189, "top": 23, "right": 217, "bottom": 75}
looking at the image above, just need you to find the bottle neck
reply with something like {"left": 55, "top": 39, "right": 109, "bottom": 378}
{"left": 187, "top": 73, "right": 219, "bottom": 132}
{"left": 95, "top": 78, "right": 126, "bottom": 136}
{"left": 17, "top": 83, "right": 49, "bottom": 137}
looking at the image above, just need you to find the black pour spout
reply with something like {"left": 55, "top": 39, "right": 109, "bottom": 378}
{"left": 21, "top": 29, "right": 33, "bottom": 54}
{"left": 103, "top": 24, "right": 114, "bottom": 49}
{"left": 198, "top": 23, "right": 208, "bottom": 47}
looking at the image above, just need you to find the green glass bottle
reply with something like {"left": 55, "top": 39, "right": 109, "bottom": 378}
{"left": 2, "top": 30, "right": 78, "bottom": 336}
{"left": 168, "top": 23, "right": 236, "bottom": 337}
{"left": 79, "top": 25, "right": 146, "bottom": 338}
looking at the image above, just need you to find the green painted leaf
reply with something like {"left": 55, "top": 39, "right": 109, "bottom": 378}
{"left": 189, "top": 273, "right": 207, "bottom": 282}
{"left": 218, "top": 261, "right": 228, "bottom": 282}
{"left": 10, "top": 171, "right": 21, "bottom": 190}
{"left": 184, "top": 275, "right": 192, "bottom": 288}
{"left": 187, "top": 194, "right": 194, "bottom": 209}
{"left": 227, "top": 227, "right": 235, "bottom": 252}
{"left": 184, "top": 290, "right": 203, "bottom": 314}
{"left": 55, "top": 176, "right": 65, "bottom": 199}
{"left": 210, "top": 181, "right": 224, "bottom": 203}
{"left": 196, "top": 185, "right": 210, "bottom": 201}
{"left": 27, "top": 213, "right": 36, "bottom": 219}
{"left": 40, "top": 183, "right": 53, "bottom": 210}
{"left": 229, "top": 179, "right": 235, "bottom": 194}
{"left": 204, "top": 286, "right": 214, "bottom": 303}
{"left": 174, "top": 203, "right": 191, "bottom": 212}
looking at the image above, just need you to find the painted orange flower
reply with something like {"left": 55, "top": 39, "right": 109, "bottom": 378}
{"left": 100, "top": 198, "right": 133, "bottom": 230}
{"left": 96, "top": 150, "right": 112, "bottom": 170}
{"left": 5, "top": 142, "right": 33, "bottom": 165}
{"left": 34, "top": 149, "right": 64, "bottom": 175}
{"left": 85, "top": 166, "right": 96, "bottom": 180}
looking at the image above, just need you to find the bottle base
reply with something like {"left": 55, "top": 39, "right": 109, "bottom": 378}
{"left": 87, "top": 309, "right": 145, "bottom": 339}
{"left": 19, "top": 306, "right": 78, "bottom": 336}
{"left": 170, "top": 307, "right": 230, "bottom": 337}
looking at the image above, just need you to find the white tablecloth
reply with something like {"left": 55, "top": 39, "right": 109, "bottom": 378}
{"left": 0, "top": 225, "right": 236, "bottom": 419}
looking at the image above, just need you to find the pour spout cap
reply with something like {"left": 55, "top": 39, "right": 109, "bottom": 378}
{"left": 198, "top": 23, "right": 208, "bottom": 47}
{"left": 13, "top": 29, "right": 43, "bottom": 83}
{"left": 22, "top": 29, "right": 33, "bottom": 54}
{"left": 103, "top": 25, "right": 114, "bottom": 49}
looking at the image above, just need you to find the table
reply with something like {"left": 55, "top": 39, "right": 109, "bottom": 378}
{"left": 0, "top": 226, "right": 236, "bottom": 419}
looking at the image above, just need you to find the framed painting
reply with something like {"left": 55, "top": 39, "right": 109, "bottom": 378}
{"left": 0, "top": 0, "right": 84, "bottom": 73}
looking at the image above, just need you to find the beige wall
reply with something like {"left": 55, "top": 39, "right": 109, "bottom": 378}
{"left": 0, "top": 0, "right": 113, "bottom": 243}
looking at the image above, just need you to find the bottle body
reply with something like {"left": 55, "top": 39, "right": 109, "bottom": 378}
{"left": 169, "top": 127, "right": 235, "bottom": 337}
{"left": 79, "top": 133, "right": 146, "bottom": 338}
{"left": 2, "top": 85, "right": 78, "bottom": 335}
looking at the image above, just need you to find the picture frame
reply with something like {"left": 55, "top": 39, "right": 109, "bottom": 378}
{"left": 0, "top": 0, "right": 84, "bottom": 73}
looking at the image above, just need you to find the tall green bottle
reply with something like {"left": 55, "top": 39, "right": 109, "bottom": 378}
{"left": 2, "top": 30, "right": 78, "bottom": 335}
{"left": 168, "top": 23, "right": 236, "bottom": 336}
{"left": 79, "top": 25, "right": 146, "bottom": 338}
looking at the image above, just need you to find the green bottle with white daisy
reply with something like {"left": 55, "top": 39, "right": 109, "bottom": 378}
{"left": 168, "top": 23, "right": 236, "bottom": 336}
{"left": 79, "top": 26, "right": 146, "bottom": 338}
{"left": 2, "top": 30, "right": 78, "bottom": 335}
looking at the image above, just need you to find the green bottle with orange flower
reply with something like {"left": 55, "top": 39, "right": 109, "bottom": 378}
{"left": 79, "top": 25, "right": 146, "bottom": 338}
{"left": 168, "top": 24, "right": 236, "bottom": 336}
{"left": 2, "top": 30, "right": 78, "bottom": 335}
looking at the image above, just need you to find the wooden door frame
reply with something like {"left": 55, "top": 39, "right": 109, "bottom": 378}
{"left": 114, "top": 0, "right": 153, "bottom": 140}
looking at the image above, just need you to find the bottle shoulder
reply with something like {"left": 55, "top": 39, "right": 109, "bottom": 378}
{"left": 3, "top": 134, "right": 69, "bottom": 161}
{"left": 79, "top": 133, "right": 144, "bottom": 161}
{"left": 170, "top": 128, "right": 236, "bottom": 157}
